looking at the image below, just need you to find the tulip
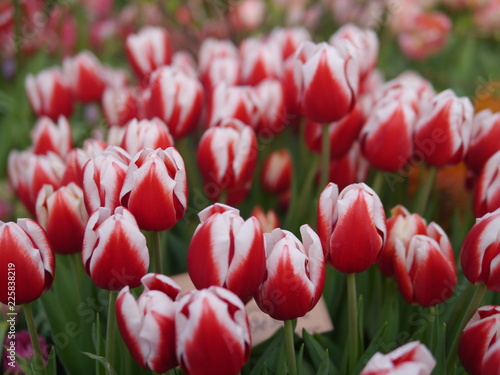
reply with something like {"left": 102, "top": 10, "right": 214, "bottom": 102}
{"left": 378, "top": 205, "right": 428, "bottom": 277}
{"left": 295, "top": 41, "right": 359, "bottom": 123}
{"left": 63, "top": 50, "right": 106, "bottom": 103}
{"left": 25, "top": 67, "right": 73, "bottom": 120}
{"left": 102, "top": 86, "right": 139, "bottom": 127}
{"left": 253, "top": 79, "right": 288, "bottom": 135}
{"left": 281, "top": 56, "right": 301, "bottom": 120}
{"left": 250, "top": 206, "right": 280, "bottom": 233}
{"left": 198, "top": 38, "right": 239, "bottom": 88}
{"left": 187, "top": 204, "right": 265, "bottom": 303}
{"left": 171, "top": 51, "right": 198, "bottom": 78}
{"left": 268, "top": 27, "right": 311, "bottom": 60}
{"left": 82, "top": 146, "right": 131, "bottom": 213}
{"left": 197, "top": 119, "right": 258, "bottom": 205}
{"left": 203, "top": 57, "right": 241, "bottom": 94}
{"left": 328, "top": 142, "right": 369, "bottom": 191}
{"left": 482, "top": 339, "right": 500, "bottom": 375}
{"left": 255, "top": 225, "right": 324, "bottom": 320}
{"left": 360, "top": 94, "right": 417, "bottom": 172}
{"left": 229, "top": 0, "right": 266, "bottom": 32}
{"left": 36, "top": 183, "right": 88, "bottom": 254}
{"left": 125, "top": 26, "right": 172, "bottom": 82}
{"left": 61, "top": 139, "right": 108, "bottom": 188}
{"left": 116, "top": 273, "right": 180, "bottom": 373}
{"left": 176, "top": 286, "right": 251, "bottom": 375}
{"left": 119, "top": 118, "right": 174, "bottom": 156}
{"left": 458, "top": 305, "right": 500, "bottom": 375}
{"left": 360, "top": 341, "right": 436, "bottom": 375}
{"left": 393, "top": 222, "right": 457, "bottom": 306}
{"left": 147, "top": 66, "right": 203, "bottom": 139}
{"left": 31, "top": 116, "right": 73, "bottom": 158}
{"left": 260, "top": 149, "right": 292, "bottom": 194}
{"left": 473, "top": 151, "right": 500, "bottom": 218}
{"left": 120, "top": 148, "right": 187, "bottom": 232}
{"left": 466, "top": 109, "right": 500, "bottom": 174}
{"left": 318, "top": 183, "right": 386, "bottom": 273}
{"left": 414, "top": 89, "right": 473, "bottom": 167}
{"left": 8, "top": 150, "right": 65, "bottom": 216}
{"left": 0, "top": 219, "right": 55, "bottom": 305}
{"left": 461, "top": 207, "right": 500, "bottom": 291}
{"left": 82, "top": 206, "right": 149, "bottom": 290}
{"left": 239, "top": 37, "right": 282, "bottom": 85}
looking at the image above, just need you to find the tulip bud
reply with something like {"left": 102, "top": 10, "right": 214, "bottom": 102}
{"left": 328, "top": 142, "right": 369, "bottom": 191}
{"left": 63, "top": 50, "right": 106, "bottom": 103}
{"left": 120, "top": 148, "right": 187, "bottom": 231}
{"left": 360, "top": 341, "right": 436, "bottom": 375}
{"left": 0, "top": 219, "right": 55, "bottom": 305}
{"left": 102, "top": 86, "right": 139, "bottom": 127}
{"left": 61, "top": 139, "right": 108, "bottom": 188}
{"left": 116, "top": 274, "right": 180, "bottom": 373}
{"left": 31, "top": 116, "right": 73, "bottom": 158}
{"left": 393, "top": 222, "right": 457, "bottom": 306}
{"left": 318, "top": 183, "right": 386, "bottom": 273}
{"left": 254, "top": 79, "right": 287, "bottom": 135}
{"left": 260, "top": 149, "right": 292, "bottom": 194}
{"left": 36, "top": 183, "right": 88, "bottom": 254}
{"left": 188, "top": 204, "right": 265, "bottom": 303}
{"left": 473, "top": 151, "right": 500, "bottom": 218}
{"left": 268, "top": 27, "right": 311, "bottom": 60}
{"left": 82, "top": 146, "right": 131, "bottom": 213}
{"left": 255, "top": 225, "right": 325, "bottom": 320}
{"left": 378, "top": 205, "right": 428, "bottom": 277}
{"left": 239, "top": 37, "right": 282, "bottom": 85}
{"left": 147, "top": 66, "right": 203, "bottom": 139}
{"left": 203, "top": 57, "right": 241, "bottom": 94}
{"left": 176, "top": 287, "right": 251, "bottom": 375}
{"left": 458, "top": 305, "right": 500, "bottom": 375}
{"left": 250, "top": 206, "right": 280, "bottom": 233}
{"left": 25, "top": 67, "right": 73, "bottom": 120}
{"left": 198, "top": 38, "right": 239, "bottom": 85}
{"left": 295, "top": 41, "right": 359, "bottom": 123}
{"left": 82, "top": 206, "right": 149, "bottom": 290}
{"left": 461, "top": 208, "right": 500, "bottom": 291}
{"left": 119, "top": 118, "right": 174, "bottom": 156}
{"left": 8, "top": 150, "right": 65, "bottom": 216}
{"left": 125, "top": 26, "right": 172, "bottom": 82}
{"left": 197, "top": 119, "right": 258, "bottom": 205}
{"left": 466, "top": 109, "right": 500, "bottom": 174}
{"left": 414, "top": 89, "right": 473, "bottom": 167}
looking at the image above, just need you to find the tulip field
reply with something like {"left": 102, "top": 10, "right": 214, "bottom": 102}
{"left": 2, "top": 1, "right": 500, "bottom": 374}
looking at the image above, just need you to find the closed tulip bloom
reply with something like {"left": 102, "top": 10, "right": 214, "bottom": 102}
{"left": 239, "top": 38, "right": 282, "bottom": 85}
{"left": 466, "top": 110, "right": 500, "bottom": 174}
{"left": 318, "top": 183, "right": 386, "bottom": 273}
{"left": 82, "top": 206, "right": 149, "bottom": 290}
{"left": 147, "top": 66, "right": 203, "bottom": 139}
{"left": 458, "top": 305, "right": 500, "bottom": 375}
{"left": 126, "top": 26, "right": 172, "bottom": 82}
{"left": 473, "top": 151, "right": 500, "bottom": 218}
{"left": 25, "top": 67, "right": 73, "bottom": 120}
{"left": 255, "top": 225, "right": 324, "bottom": 320}
{"left": 378, "top": 205, "right": 428, "bottom": 277}
{"left": 197, "top": 119, "right": 258, "bottom": 205}
{"left": 461, "top": 208, "right": 500, "bottom": 291}
{"left": 254, "top": 79, "right": 287, "bottom": 135}
{"left": 360, "top": 95, "right": 417, "bottom": 172}
{"left": 31, "top": 116, "right": 73, "bottom": 158}
{"left": 282, "top": 56, "right": 301, "bottom": 118}
{"left": 260, "top": 149, "right": 292, "bottom": 194}
{"left": 61, "top": 139, "right": 108, "bottom": 188}
{"left": 120, "top": 148, "right": 187, "bottom": 232}
{"left": 295, "top": 41, "right": 359, "bottom": 123}
{"left": 176, "top": 287, "right": 251, "bottom": 375}
{"left": 305, "top": 103, "right": 364, "bottom": 159}
{"left": 250, "top": 206, "right": 280, "bottom": 233}
{"left": 0, "top": 219, "right": 55, "bottom": 305}
{"left": 360, "top": 341, "right": 436, "bottom": 375}
{"left": 198, "top": 38, "right": 239, "bottom": 83}
{"left": 8, "top": 150, "right": 65, "bottom": 216}
{"left": 328, "top": 142, "right": 369, "bottom": 191}
{"left": 268, "top": 27, "right": 311, "bottom": 60}
{"left": 36, "top": 183, "right": 88, "bottom": 254}
{"left": 482, "top": 339, "right": 500, "bottom": 375}
{"left": 414, "top": 89, "right": 473, "bottom": 167}
{"left": 116, "top": 274, "right": 180, "bottom": 373}
{"left": 119, "top": 118, "right": 174, "bottom": 156}
{"left": 83, "top": 146, "right": 131, "bottom": 213}
{"left": 102, "top": 86, "right": 139, "bottom": 127}
{"left": 187, "top": 204, "right": 265, "bottom": 303}
{"left": 393, "top": 222, "right": 457, "bottom": 306}
{"left": 63, "top": 50, "right": 106, "bottom": 103}
{"left": 203, "top": 57, "right": 241, "bottom": 93}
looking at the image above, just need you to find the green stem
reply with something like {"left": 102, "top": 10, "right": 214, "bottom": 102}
{"left": 219, "top": 189, "right": 228, "bottom": 205}
{"left": 23, "top": 303, "right": 47, "bottom": 375}
{"left": 320, "top": 123, "right": 331, "bottom": 190}
{"left": 69, "top": 253, "right": 85, "bottom": 306}
{"left": 371, "top": 170, "right": 385, "bottom": 196}
{"left": 284, "top": 320, "right": 297, "bottom": 375}
{"left": 152, "top": 231, "right": 163, "bottom": 275}
{"left": 106, "top": 291, "right": 118, "bottom": 370}
{"left": 446, "top": 283, "right": 487, "bottom": 373}
{"left": 347, "top": 273, "right": 359, "bottom": 374}
{"left": 415, "top": 166, "right": 437, "bottom": 216}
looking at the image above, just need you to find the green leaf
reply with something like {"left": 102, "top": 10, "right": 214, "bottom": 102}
{"left": 46, "top": 346, "right": 58, "bottom": 375}
{"left": 352, "top": 322, "right": 388, "bottom": 375}
{"left": 248, "top": 328, "right": 284, "bottom": 375}
{"left": 316, "top": 349, "right": 330, "bottom": 375}
{"left": 276, "top": 343, "right": 287, "bottom": 375}
{"left": 302, "top": 330, "right": 338, "bottom": 375}
{"left": 297, "top": 343, "right": 305, "bottom": 373}
{"left": 82, "top": 352, "right": 117, "bottom": 375}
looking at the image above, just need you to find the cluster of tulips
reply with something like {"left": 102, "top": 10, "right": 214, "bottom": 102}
{"left": 1, "top": 17, "right": 500, "bottom": 375}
